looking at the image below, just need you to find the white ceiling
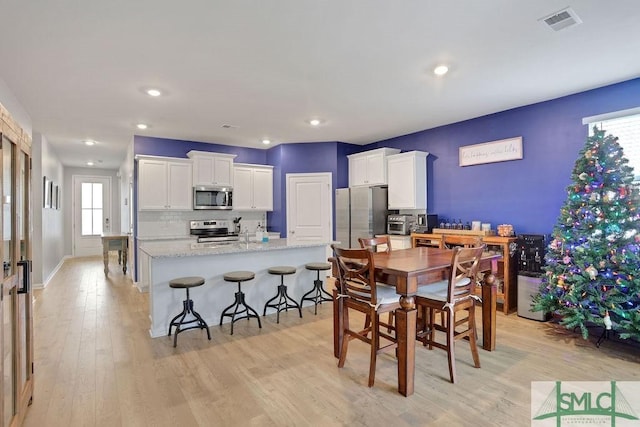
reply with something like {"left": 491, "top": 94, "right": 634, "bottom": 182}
{"left": 1, "top": 1, "right": 639, "bottom": 169}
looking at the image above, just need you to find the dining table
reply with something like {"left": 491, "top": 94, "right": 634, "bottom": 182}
{"left": 331, "top": 246, "right": 501, "bottom": 397}
{"left": 101, "top": 232, "right": 129, "bottom": 275}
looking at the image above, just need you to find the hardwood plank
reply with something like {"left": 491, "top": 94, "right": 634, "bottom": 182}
{"left": 23, "top": 256, "right": 640, "bottom": 427}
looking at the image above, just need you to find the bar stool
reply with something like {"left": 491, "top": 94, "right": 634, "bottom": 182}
{"left": 263, "top": 266, "right": 302, "bottom": 323}
{"left": 300, "top": 262, "right": 333, "bottom": 314}
{"left": 168, "top": 276, "right": 211, "bottom": 347}
{"left": 219, "top": 271, "right": 262, "bottom": 335}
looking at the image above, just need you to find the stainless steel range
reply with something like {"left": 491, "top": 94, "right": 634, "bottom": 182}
{"left": 189, "top": 220, "right": 239, "bottom": 243}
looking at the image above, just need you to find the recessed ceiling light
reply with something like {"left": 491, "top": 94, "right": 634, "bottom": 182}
{"left": 146, "top": 88, "right": 162, "bottom": 97}
{"left": 309, "top": 119, "right": 321, "bottom": 126}
{"left": 262, "top": 139, "right": 271, "bottom": 145}
{"left": 84, "top": 140, "right": 96, "bottom": 146}
{"left": 86, "top": 161, "right": 94, "bottom": 166}
{"left": 136, "top": 123, "right": 148, "bottom": 130}
{"left": 433, "top": 65, "right": 449, "bottom": 76}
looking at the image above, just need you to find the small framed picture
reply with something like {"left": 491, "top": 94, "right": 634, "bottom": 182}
{"left": 43, "top": 177, "right": 52, "bottom": 208}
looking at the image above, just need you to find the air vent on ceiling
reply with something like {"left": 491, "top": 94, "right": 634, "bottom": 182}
{"left": 539, "top": 7, "right": 582, "bottom": 31}
{"left": 221, "top": 124, "right": 239, "bottom": 129}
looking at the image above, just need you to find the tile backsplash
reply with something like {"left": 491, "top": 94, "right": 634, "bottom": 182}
{"left": 137, "top": 210, "right": 267, "bottom": 238}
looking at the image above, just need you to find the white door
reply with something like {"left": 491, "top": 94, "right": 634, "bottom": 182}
{"left": 72, "top": 175, "right": 112, "bottom": 256}
{"left": 286, "top": 173, "right": 332, "bottom": 242}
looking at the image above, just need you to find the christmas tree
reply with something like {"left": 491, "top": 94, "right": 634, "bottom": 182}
{"left": 533, "top": 126, "right": 640, "bottom": 341}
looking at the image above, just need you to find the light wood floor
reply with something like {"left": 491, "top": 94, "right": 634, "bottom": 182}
{"left": 23, "top": 256, "right": 640, "bottom": 427}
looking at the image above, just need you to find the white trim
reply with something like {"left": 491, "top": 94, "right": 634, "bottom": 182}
{"left": 582, "top": 106, "right": 640, "bottom": 125}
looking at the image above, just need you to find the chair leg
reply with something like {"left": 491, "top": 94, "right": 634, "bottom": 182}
{"left": 445, "top": 310, "right": 456, "bottom": 383}
{"left": 338, "top": 316, "right": 350, "bottom": 369}
{"left": 468, "top": 305, "right": 481, "bottom": 368}
{"left": 368, "top": 313, "right": 378, "bottom": 387}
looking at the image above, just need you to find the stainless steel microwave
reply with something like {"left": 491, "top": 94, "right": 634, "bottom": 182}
{"left": 193, "top": 186, "right": 233, "bottom": 210}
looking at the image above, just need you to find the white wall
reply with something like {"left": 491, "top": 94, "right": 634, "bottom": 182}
{"left": 32, "top": 133, "right": 65, "bottom": 285}
{"left": 0, "top": 77, "right": 31, "bottom": 135}
{"left": 63, "top": 167, "right": 120, "bottom": 256}
{"left": 119, "top": 140, "right": 135, "bottom": 233}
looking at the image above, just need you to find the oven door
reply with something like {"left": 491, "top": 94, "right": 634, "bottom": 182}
{"left": 193, "top": 186, "right": 233, "bottom": 210}
{"left": 387, "top": 221, "right": 407, "bottom": 235}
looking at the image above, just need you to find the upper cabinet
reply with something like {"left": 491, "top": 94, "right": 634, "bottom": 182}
{"left": 233, "top": 164, "right": 274, "bottom": 211}
{"left": 138, "top": 156, "right": 193, "bottom": 210}
{"left": 187, "top": 151, "right": 237, "bottom": 186}
{"left": 348, "top": 147, "right": 401, "bottom": 187}
{"left": 387, "top": 151, "right": 428, "bottom": 210}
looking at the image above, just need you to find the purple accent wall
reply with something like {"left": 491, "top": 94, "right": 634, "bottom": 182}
{"left": 265, "top": 142, "right": 347, "bottom": 234}
{"left": 134, "top": 135, "right": 267, "bottom": 164}
{"left": 134, "top": 78, "right": 640, "bottom": 239}
{"left": 365, "top": 78, "right": 640, "bottom": 235}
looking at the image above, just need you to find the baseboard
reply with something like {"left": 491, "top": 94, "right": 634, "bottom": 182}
{"left": 39, "top": 255, "right": 72, "bottom": 289}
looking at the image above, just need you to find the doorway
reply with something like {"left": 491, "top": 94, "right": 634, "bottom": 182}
{"left": 72, "top": 175, "right": 112, "bottom": 257}
{"left": 285, "top": 173, "right": 332, "bottom": 242}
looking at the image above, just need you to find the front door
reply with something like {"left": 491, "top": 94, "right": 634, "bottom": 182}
{"left": 286, "top": 173, "right": 332, "bottom": 242}
{"left": 1, "top": 132, "right": 33, "bottom": 426}
{"left": 72, "top": 176, "right": 112, "bottom": 256}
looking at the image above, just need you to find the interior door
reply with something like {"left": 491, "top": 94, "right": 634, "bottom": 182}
{"left": 286, "top": 173, "right": 332, "bottom": 243}
{"left": 72, "top": 175, "right": 112, "bottom": 256}
{"left": 0, "top": 133, "right": 33, "bottom": 427}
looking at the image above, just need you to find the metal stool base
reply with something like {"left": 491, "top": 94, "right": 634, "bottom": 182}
{"left": 168, "top": 288, "right": 211, "bottom": 347}
{"left": 264, "top": 283, "right": 302, "bottom": 323}
{"left": 219, "top": 283, "right": 262, "bottom": 335}
{"left": 300, "top": 271, "right": 333, "bottom": 315}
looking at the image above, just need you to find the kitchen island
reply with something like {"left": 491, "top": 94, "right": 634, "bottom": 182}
{"left": 139, "top": 239, "right": 333, "bottom": 338}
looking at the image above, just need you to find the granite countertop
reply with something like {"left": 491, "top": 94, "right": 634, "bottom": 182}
{"left": 136, "top": 235, "right": 196, "bottom": 242}
{"left": 140, "top": 238, "right": 332, "bottom": 258}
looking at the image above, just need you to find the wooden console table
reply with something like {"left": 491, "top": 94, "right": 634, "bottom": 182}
{"left": 101, "top": 233, "right": 129, "bottom": 275}
{"left": 411, "top": 232, "right": 518, "bottom": 314}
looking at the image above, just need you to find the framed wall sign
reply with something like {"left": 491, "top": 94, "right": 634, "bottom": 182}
{"left": 459, "top": 136, "right": 523, "bottom": 167}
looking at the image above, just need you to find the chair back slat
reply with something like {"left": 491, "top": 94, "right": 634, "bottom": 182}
{"left": 331, "top": 245, "right": 377, "bottom": 305}
{"left": 445, "top": 245, "right": 485, "bottom": 303}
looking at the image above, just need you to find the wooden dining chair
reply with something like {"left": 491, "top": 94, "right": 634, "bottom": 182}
{"left": 358, "top": 236, "right": 391, "bottom": 253}
{"left": 358, "top": 236, "right": 394, "bottom": 331}
{"left": 331, "top": 244, "right": 399, "bottom": 387}
{"left": 415, "top": 245, "right": 485, "bottom": 383}
{"left": 442, "top": 234, "right": 482, "bottom": 249}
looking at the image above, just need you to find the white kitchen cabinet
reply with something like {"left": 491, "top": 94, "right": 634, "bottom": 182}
{"left": 348, "top": 147, "right": 400, "bottom": 187}
{"left": 374, "top": 234, "right": 412, "bottom": 250}
{"left": 233, "top": 164, "right": 273, "bottom": 211}
{"left": 387, "top": 151, "right": 428, "bottom": 210}
{"left": 138, "top": 157, "right": 193, "bottom": 210}
{"left": 187, "top": 150, "right": 237, "bottom": 186}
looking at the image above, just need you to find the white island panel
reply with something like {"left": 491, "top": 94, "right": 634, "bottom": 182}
{"left": 142, "top": 239, "right": 332, "bottom": 338}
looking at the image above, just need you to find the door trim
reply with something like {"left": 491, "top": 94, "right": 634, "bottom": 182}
{"left": 71, "top": 175, "right": 113, "bottom": 257}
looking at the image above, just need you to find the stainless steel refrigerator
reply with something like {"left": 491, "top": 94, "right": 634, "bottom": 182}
{"left": 335, "top": 186, "right": 391, "bottom": 248}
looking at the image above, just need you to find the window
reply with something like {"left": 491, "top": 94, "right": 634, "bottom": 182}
{"left": 585, "top": 108, "right": 640, "bottom": 181}
{"left": 81, "top": 182, "right": 103, "bottom": 236}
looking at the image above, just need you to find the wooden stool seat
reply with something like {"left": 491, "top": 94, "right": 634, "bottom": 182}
{"left": 169, "top": 276, "right": 206, "bottom": 288}
{"left": 223, "top": 271, "right": 255, "bottom": 282}
{"left": 301, "top": 263, "right": 333, "bottom": 314}
{"left": 168, "top": 276, "right": 210, "bottom": 347}
{"left": 264, "top": 266, "right": 301, "bottom": 323}
{"left": 220, "top": 271, "right": 261, "bottom": 334}
{"left": 267, "top": 266, "right": 296, "bottom": 275}
{"left": 305, "top": 262, "right": 331, "bottom": 271}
